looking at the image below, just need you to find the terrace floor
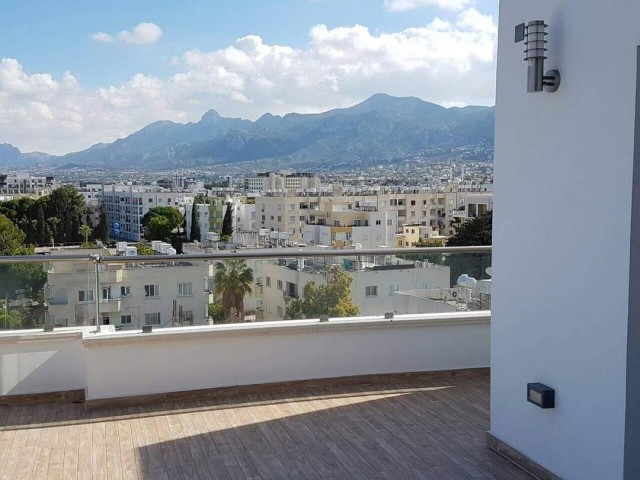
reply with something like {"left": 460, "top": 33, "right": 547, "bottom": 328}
{"left": 0, "top": 375, "right": 531, "bottom": 479}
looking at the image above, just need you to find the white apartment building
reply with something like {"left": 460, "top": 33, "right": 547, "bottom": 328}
{"left": 45, "top": 254, "right": 214, "bottom": 329}
{"left": 0, "top": 174, "right": 57, "bottom": 196}
{"left": 256, "top": 188, "right": 493, "bottom": 243}
{"left": 302, "top": 208, "right": 397, "bottom": 248}
{"left": 244, "top": 172, "right": 322, "bottom": 194}
{"left": 97, "top": 184, "right": 192, "bottom": 241}
{"left": 253, "top": 256, "right": 450, "bottom": 321}
{"left": 185, "top": 197, "right": 257, "bottom": 245}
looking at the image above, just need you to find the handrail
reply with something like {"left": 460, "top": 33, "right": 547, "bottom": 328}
{"left": 0, "top": 246, "right": 492, "bottom": 265}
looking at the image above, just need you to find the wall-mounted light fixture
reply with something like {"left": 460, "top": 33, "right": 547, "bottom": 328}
{"left": 515, "top": 21, "right": 561, "bottom": 93}
{"left": 527, "top": 382, "right": 555, "bottom": 409}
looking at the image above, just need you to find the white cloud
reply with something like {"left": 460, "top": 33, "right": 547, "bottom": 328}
{"left": 90, "top": 32, "right": 115, "bottom": 43}
{"left": 91, "top": 23, "right": 162, "bottom": 45}
{"left": 2, "top": 9, "right": 496, "bottom": 154}
{"left": 384, "top": 0, "right": 472, "bottom": 12}
{"left": 117, "top": 22, "right": 163, "bottom": 45}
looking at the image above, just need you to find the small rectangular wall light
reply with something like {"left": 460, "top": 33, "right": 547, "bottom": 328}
{"left": 527, "top": 383, "right": 555, "bottom": 409}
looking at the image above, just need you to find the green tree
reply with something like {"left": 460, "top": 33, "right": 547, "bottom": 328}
{"left": 0, "top": 300, "right": 25, "bottom": 329}
{"left": 190, "top": 202, "right": 201, "bottom": 242}
{"left": 214, "top": 259, "right": 253, "bottom": 322}
{"left": 79, "top": 224, "right": 93, "bottom": 245}
{"left": 141, "top": 206, "right": 184, "bottom": 241}
{"left": 134, "top": 243, "right": 156, "bottom": 255}
{"left": 94, "top": 206, "right": 108, "bottom": 241}
{"left": 286, "top": 265, "right": 359, "bottom": 319}
{"left": 447, "top": 211, "right": 492, "bottom": 247}
{"left": 45, "top": 185, "right": 87, "bottom": 244}
{"left": 0, "top": 214, "right": 26, "bottom": 255}
{"left": 445, "top": 211, "right": 492, "bottom": 285}
{"left": 207, "top": 300, "right": 225, "bottom": 324}
{"left": 221, "top": 202, "right": 234, "bottom": 241}
{"left": 35, "top": 202, "right": 47, "bottom": 245}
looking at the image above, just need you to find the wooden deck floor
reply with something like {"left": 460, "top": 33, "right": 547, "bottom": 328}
{"left": 0, "top": 375, "right": 531, "bottom": 479}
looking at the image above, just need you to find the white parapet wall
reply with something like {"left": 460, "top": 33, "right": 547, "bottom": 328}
{"left": 0, "top": 313, "right": 490, "bottom": 402}
{"left": 0, "top": 327, "right": 90, "bottom": 396}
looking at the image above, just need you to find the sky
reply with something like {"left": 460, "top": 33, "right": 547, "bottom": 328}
{"left": 0, "top": 0, "right": 499, "bottom": 155}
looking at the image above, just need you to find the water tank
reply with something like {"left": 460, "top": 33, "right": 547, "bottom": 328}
{"left": 125, "top": 246, "right": 138, "bottom": 256}
{"left": 116, "top": 242, "right": 127, "bottom": 253}
{"left": 166, "top": 248, "right": 177, "bottom": 255}
{"left": 456, "top": 274, "right": 477, "bottom": 288}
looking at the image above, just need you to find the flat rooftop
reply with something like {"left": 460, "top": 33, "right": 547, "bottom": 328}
{"left": 0, "top": 375, "right": 531, "bottom": 479}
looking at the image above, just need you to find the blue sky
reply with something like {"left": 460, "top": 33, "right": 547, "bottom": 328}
{"left": 0, "top": 0, "right": 499, "bottom": 154}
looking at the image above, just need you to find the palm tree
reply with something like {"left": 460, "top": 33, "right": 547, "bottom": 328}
{"left": 214, "top": 259, "right": 253, "bottom": 322}
{"left": 78, "top": 224, "right": 93, "bottom": 245}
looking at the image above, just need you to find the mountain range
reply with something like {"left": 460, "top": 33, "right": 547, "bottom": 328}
{"left": 0, "top": 94, "right": 495, "bottom": 171}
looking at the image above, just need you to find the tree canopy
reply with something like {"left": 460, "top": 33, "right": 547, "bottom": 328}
{"left": 445, "top": 211, "right": 492, "bottom": 285}
{"left": 141, "top": 206, "right": 184, "bottom": 241}
{"left": 447, "top": 211, "right": 492, "bottom": 246}
{"left": 0, "top": 214, "right": 26, "bottom": 255}
{"left": 286, "top": 265, "right": 359, "bottom": 319}
{"left": 0, "top": 185, "right": 89, "bottom": 246}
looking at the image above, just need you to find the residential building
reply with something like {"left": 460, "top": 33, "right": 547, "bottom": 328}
{"left": 244, "top": 172, "right": 322, "bottom": 194}
{"left": 0, "top": 174, "right": 57, "bottom": 196}
{"left": 98, "top": 184, "right": 192, "bottom": 241}
{"left": 253, "top": 255, "right": 450, "bottom": 321}
{"left": 45, "top": 251, "right": 214, "bottom": 328}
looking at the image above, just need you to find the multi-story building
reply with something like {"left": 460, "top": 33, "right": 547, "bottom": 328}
{"left": 45, "top": 251, "right": 214, "bottom": 329}
{"left": 253, "top": 255, "right": 450, "bottom": 321}
{"left": 0, "top": 174, "right": 57, "bottom": 196}
{"left": 244, "top": 172, "right": 322, "bottom": 194}
{"left": 255, "top": 187, "right": 493, "bottom": 244}
{"left": 95, "top": 184, "right": 192, "bottom": 242}
{"left": 185, "top": 197, "right": 257, "bottom": 245}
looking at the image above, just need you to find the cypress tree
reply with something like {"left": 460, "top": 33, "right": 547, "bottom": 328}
{"left": 35, "top": 203, "right": 46, "bottom": 245}
{"left": 222, "top": 202, "right": 234, "bottom": 239}
{"left": 190, "top": 202, "right": 201, "bottom": 242}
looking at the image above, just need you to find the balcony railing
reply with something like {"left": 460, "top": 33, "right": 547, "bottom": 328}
{"left": 0, "top": 245, "right": 491, "bottom": 331}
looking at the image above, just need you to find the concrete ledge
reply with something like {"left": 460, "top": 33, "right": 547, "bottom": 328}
{"left": 86, "top": 367, "right": 489, "bottom": 408}
{"left": 81, "top": 311, "right": 491, "bottom": 347}
{"left": 487, "top": 432, "right": 563, "bottom": 480}
{"left": 0, "top": 389, "right": 84, "bottom": 406}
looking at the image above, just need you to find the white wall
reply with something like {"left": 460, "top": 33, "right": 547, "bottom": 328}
{"left": 492, "top": 2, "right": 640, "bottom": 478}
{"left": 0, "top": 329, "right": 88, "bottom": 395}
{"left": 83, "top": 313, "right": 489, "bottom": 400}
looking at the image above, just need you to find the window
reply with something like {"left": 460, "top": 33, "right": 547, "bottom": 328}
{"left": 101, "top": 287, "right": 111, "bottom": 301}
{"left": 120, "top": 315, "right": 132, "bottom": 325}
{"left": 277, "top": 280, "right": 283, "bottom": 290}
{"left": 277, "top": 306, "right": 284, "bottom": 317}
{"left": 266, "top": 277, "right": 272, "bottom": 287}
{"left": 289, "top": 216, "right": 296, "bottom": 222}
{"left": 178, "top": 283, "right": 193, "bottom": 295}
{"left": 145, "top": 313, "right": 161, "bottom": 325}
{"left": 183, "top": 311, "right": 194, "bottom": 325}
{"left": 121, "top": 286, "right": 131, "bottom": 296}
{"left": 144, "top": 284, "right": 160, "bottom": 297}
{"left": 277, "top": 216, "right": 282, "bottom": 222}
{"left": 387, "top": 219, "right": 393, "bottom": 226}
{"left": 148, "top": 198, "right": 153, "bottom": 203}
{"left": 289, "top": 204, "right": 295, "bottom": 211}
{"left": 376, "top": 220, "right": 381, "bottom": 225}
{"left": 78, "top": 290, "right": 94, "bottom": 302}
{"left": 411, "top": 200, "right": 416, "bottom": 206}
{"left": 365, "top": 286, "right": 378, "bottom": 297}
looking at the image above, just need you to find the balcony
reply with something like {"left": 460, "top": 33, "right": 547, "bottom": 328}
{"left": 0, "top": 247, "right": 525, "bottom": 478}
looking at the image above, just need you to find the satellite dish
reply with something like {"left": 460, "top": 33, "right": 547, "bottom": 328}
{"left": 486, "top": 267, "right": 492, "bottom": 277}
